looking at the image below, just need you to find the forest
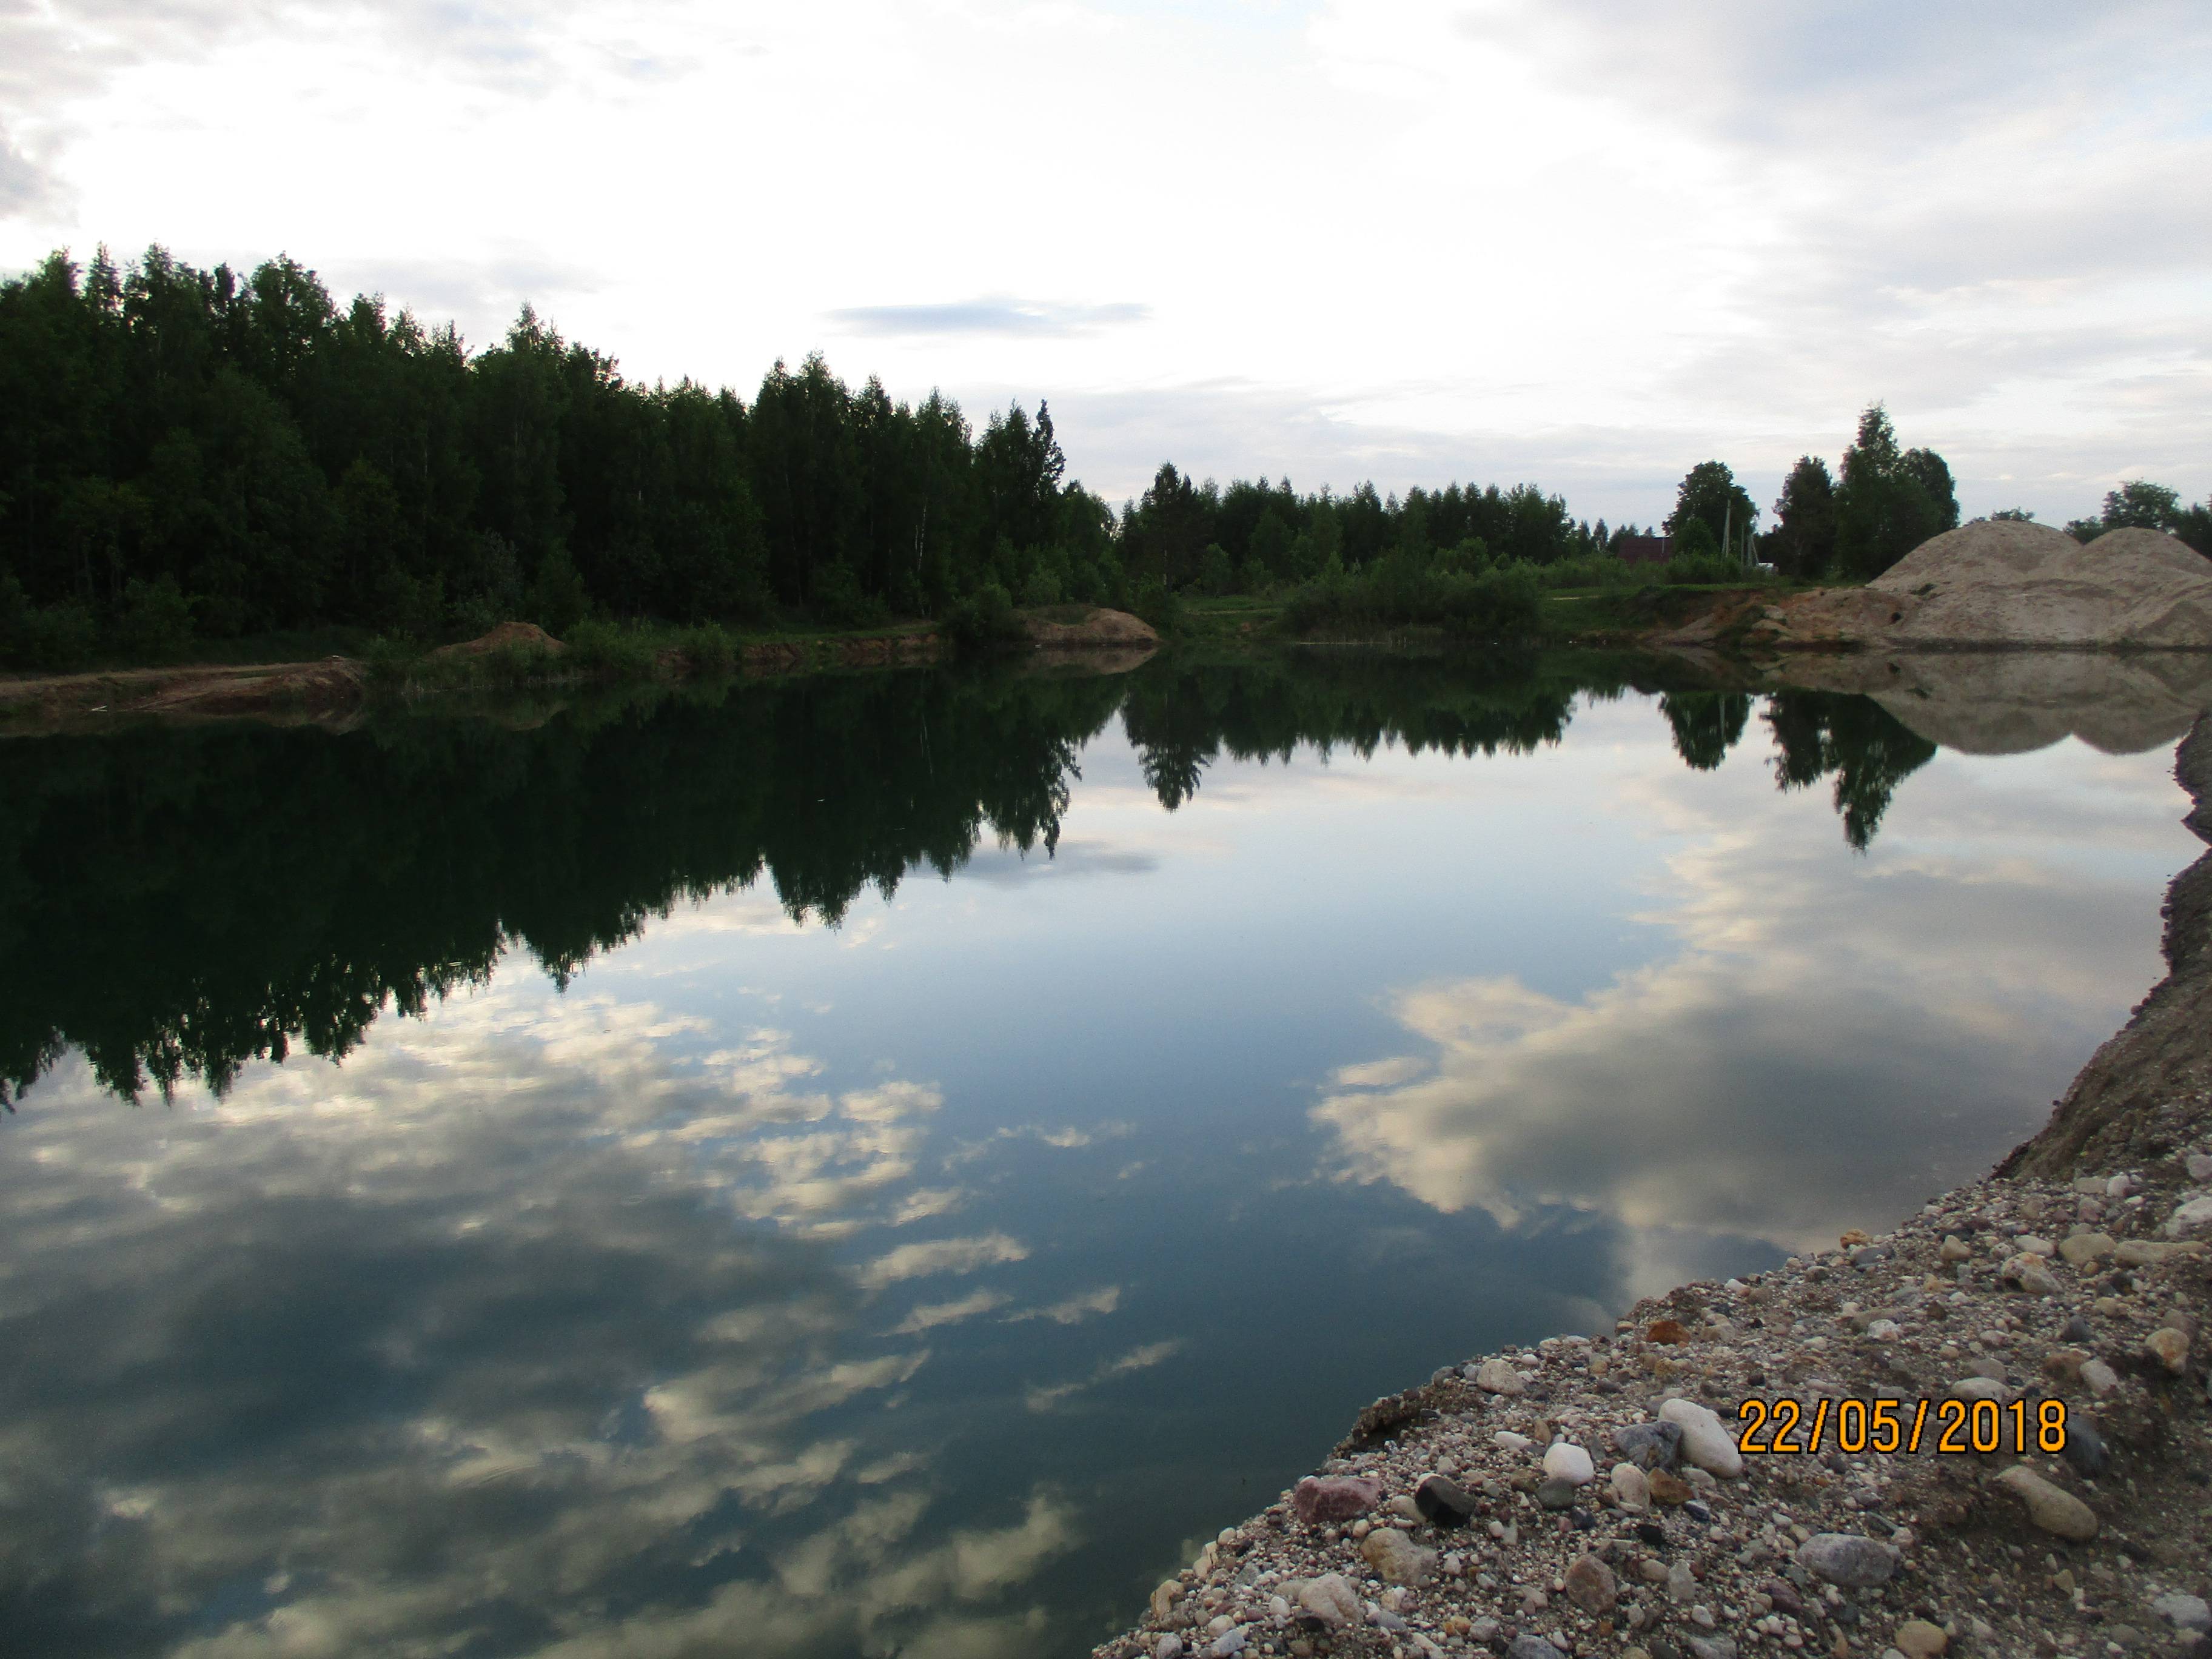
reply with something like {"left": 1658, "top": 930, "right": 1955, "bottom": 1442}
{"left": 4, "top": 244, "right": 2207, "bottom": 669}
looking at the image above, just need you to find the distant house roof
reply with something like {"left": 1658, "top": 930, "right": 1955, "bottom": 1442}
{"left": 1615, "top": 534, "right": 1672, "bottom": 566}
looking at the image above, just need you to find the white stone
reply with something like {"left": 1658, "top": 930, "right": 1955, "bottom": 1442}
{"left": 2153, "top": 1592, "right": 2211, "bottom": 1634}
{"left": 1542, "top": 1441, "right": 1594, "bottom": 1486}
{"left": 2080, "top": 1359, "right": 2120, "bottom": 1396}
{"left": 1475, "top": 1357, "right": 1526, "bottom": 1395}
{"left": 2165, "top": 1195, "right": 2212, "bottom": 1236}
{"left": 1610, "top": 1462, "right": 1651, "bottom": 1512}
{"left": 1660, "top": 1396, "right": 1744, "bottom": 1478}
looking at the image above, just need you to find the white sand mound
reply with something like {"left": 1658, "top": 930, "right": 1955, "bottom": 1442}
{"left": 1775, "top": 521, "right": 2212, "bottom": 649}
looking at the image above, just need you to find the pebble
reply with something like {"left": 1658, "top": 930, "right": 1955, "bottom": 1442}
{"left": 1660, "top": 1398, "right": 1744, "bottom": 1478}
{"left": 1290, "top": 1476, "right": 1379, "bottom": 1524}
{"left": 1610, "top": 1421, "right": 1684, "bottom": 1470}
{"left": 2153, "top": 1592, "right": 2211, "bottom": 1633}
{"left": 2002, "top": 1254, "right": 2062, "bottom": 1296}
{"left": 2165, "top": 1195, "right": 2212, "bottom": 1236}
{"left": 2187, "top": 1153, "right": 2212, "bottom": 1182}
{"left": 1946, "top": 1376, "right": 2012, "bottom": 1403}
{"left": 1155, "top": 1637, "right": 1183, "bottom": 1659}
{"left": 1506, "top": 1637, "right": 1557, "bottom": 1659}
{"left": 1610, "top": 1461, "right": 1651, "bottom": 1511}
{"left": 2057, "top": 1232, "right": 2114, "bottom": 1265}
{"left": 2080, "top": 1358, "right": 2121, "bottom": 1396}
{"left": 2147, "top": 1326, "right": 2190, "bottom": 1372}
{"left": 1358, "top": 1526, "right": 1435, "bottom": 1584}
{"left": 2117, "top": 1239, "right": 2204, "bottom": 1266}
{"left": 1542, "top": 1440, "right": 1594, "bottom": 1486}
{"left": 1204, "top": 1627, "right": 1246, "bottom": 1657}
{"left": 1648, "top": 1466, "right": 1694, "bottom": 1506}
{"left": 1992, "top": 1464, "right": 2099, "bottom": 1540}
{"left": 1794, "top": 1533, "right": 1899, "bottom": 1587}
{"left": 1475, "top": 1358, "right": 1526, "bottom": 1394}
{"left": 1563, "top": 1552, "right": 1617, "bottom": 1614}
{"left": 2061, "top": 1416, "right": 2108, "bottom": 1476}
{"left": 1892, "top": 1618, "right": 1948, "bottom": 1657}
{"left": 1414, "top": 1473, "right": 1476, "bottom": 1527}
{"left": 1292, "top": 1573, "right": 1360, "bottom": 1627}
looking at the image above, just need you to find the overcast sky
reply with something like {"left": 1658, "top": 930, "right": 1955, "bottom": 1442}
{"left": 4, "top": 0, "right": 2207, "bottom": 526}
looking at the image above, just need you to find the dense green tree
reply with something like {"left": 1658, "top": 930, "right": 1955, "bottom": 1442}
{"left": 1769, "top": 455, "right": 1837, "bottom": 578}
{"left": 1665, "top": 461, "right": 1758, "bottom": 562}
{"left": 1832, "top": 404, "right": 1959, "bottom": 579}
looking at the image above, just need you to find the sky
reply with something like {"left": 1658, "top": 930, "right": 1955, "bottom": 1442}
{"left": 3, "top": 0, "right": 2208, "bottom": 527}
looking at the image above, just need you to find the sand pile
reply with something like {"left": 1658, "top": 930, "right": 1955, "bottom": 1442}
{"left": 1758, "top": 521, "right": 2212, "bottom": 650}
{"left": 1019, "top": 607, "right": 1161, "bottom": 651}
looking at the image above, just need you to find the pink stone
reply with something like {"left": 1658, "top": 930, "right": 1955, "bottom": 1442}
{"left": 1290, "top": 1476, "right": 1381, "bottom": 1525}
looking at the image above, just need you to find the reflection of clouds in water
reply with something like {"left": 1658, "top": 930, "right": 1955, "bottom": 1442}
{"left": 1312, "top": 741, "right": 2182, "bottom": 1295}
{"left": 1005, "top": 1284, "right": 1122, "bottom": 1326}
{"left": 1024, "top": 1340, "right": 1186, "bottom": 1413}
{"left": 956, "top": 835, "right": 1164, "bottom": 885}
{"left": 0, "top": 970, "right": 1073, "bottom": 1659}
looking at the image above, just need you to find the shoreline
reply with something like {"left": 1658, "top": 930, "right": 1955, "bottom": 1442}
{"left": 1094, "top": 714, "right": 2212, "bottom": 1659}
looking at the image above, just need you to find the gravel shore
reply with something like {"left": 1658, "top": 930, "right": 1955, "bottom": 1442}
{"left": 1096, "top": 715, "right": 2212, "bottom": 1659}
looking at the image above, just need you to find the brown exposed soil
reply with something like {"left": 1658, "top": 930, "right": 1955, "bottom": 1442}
{"left": 429, "top": 620, "right": 566, "bottom": 659}
{"left": 1020, "top": 606, "right": 1162, "bottom": 652}
{"left": 0, "top": 656, "right": 370, "bottom": 729}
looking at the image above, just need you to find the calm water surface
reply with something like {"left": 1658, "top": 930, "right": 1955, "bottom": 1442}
{"left": 1, "top": 653, "right": 2199, "bottom": 1658}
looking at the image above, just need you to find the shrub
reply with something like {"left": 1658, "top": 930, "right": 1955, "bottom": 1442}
{"left": 671, "top": 623, "right": 736, "bottom": 675}
{"left": 115, "top": 574, "right": 196, "bottom": 660}
{"left": 942, "top": 581, "right": 1025, "bottom": 656}
{"left": 565, "top": 618, "right": 659, "bottom": 679}
{"left": 1131, "top": 576, "right": 1182, "bottom": 635}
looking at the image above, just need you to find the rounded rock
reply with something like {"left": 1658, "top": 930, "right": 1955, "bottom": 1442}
{"left": 1542, "top": 1440, "right": 1595, "bottom": 1486}
{"left": 1610, "top": 1461, "right": 1651, "bottom": 1511}
{"left": 1892, "top": 1620, "right": 1948, "bottom": 1658}
{"left": 1794, "top": 1533, "right": 1899, "bottom": 1588}
{"left": 1992, "top": 1464, "right": 2098, "bottom": 1540}
{"left": 1660, "top": 1397, "right": 1744, "bottom": 1478}
{"left": 2145, "top": 1327, "right": 2190, "bottom": 1373}
{"left": 1564, "top": 1552, "right": 1618, "bottom": 1615}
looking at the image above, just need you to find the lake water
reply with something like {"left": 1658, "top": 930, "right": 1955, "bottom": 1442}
{"left": 1, "top": 651, "right": 2200, "bottom": 1659}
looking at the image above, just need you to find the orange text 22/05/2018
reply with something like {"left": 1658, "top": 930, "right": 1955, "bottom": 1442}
{"left": 1734, "top": 1396, "right": 2068, "bottom": 1456}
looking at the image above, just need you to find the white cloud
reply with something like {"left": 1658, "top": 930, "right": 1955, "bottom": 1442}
{"left": 856, "top": 1232, "right": 1030, "bottom": 1290}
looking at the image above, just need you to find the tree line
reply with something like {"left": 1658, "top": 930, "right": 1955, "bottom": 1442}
{"left": 7, "top": 244, "right": 2204, "bottom": 669}
{"left": 0, "top": 243, "right": 1663, "bottom": 667}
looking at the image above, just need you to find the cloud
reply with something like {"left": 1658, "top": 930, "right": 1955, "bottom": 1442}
{"left": 1022, "top": 1340, "right": 1184, "bottom": 1413}
{"left": 1306, "top": 716, "right": 2186, "bottom": 1292}
{"left": 826, "top": 296, "right": 1150, "bottom": 337}
{"left": 856, "top": 1232, "right": 1030, "bottom": 1290}
{"left": 890, "top": 1289, "right": 1012, "bottom": 1335}
{"left": 1004, "top": 1285, "right": 1122, "bottom": 1326}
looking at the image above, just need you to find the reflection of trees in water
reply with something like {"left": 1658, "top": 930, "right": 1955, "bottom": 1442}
{"left": 0, "top": 659, "right": 1937, "bottom": 1108}
{"left": 1659, "top": 692, "right": 1751, "bottom": 772}
{"left": 1763, "top": 691, "right": 1939, "bottom": 851}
